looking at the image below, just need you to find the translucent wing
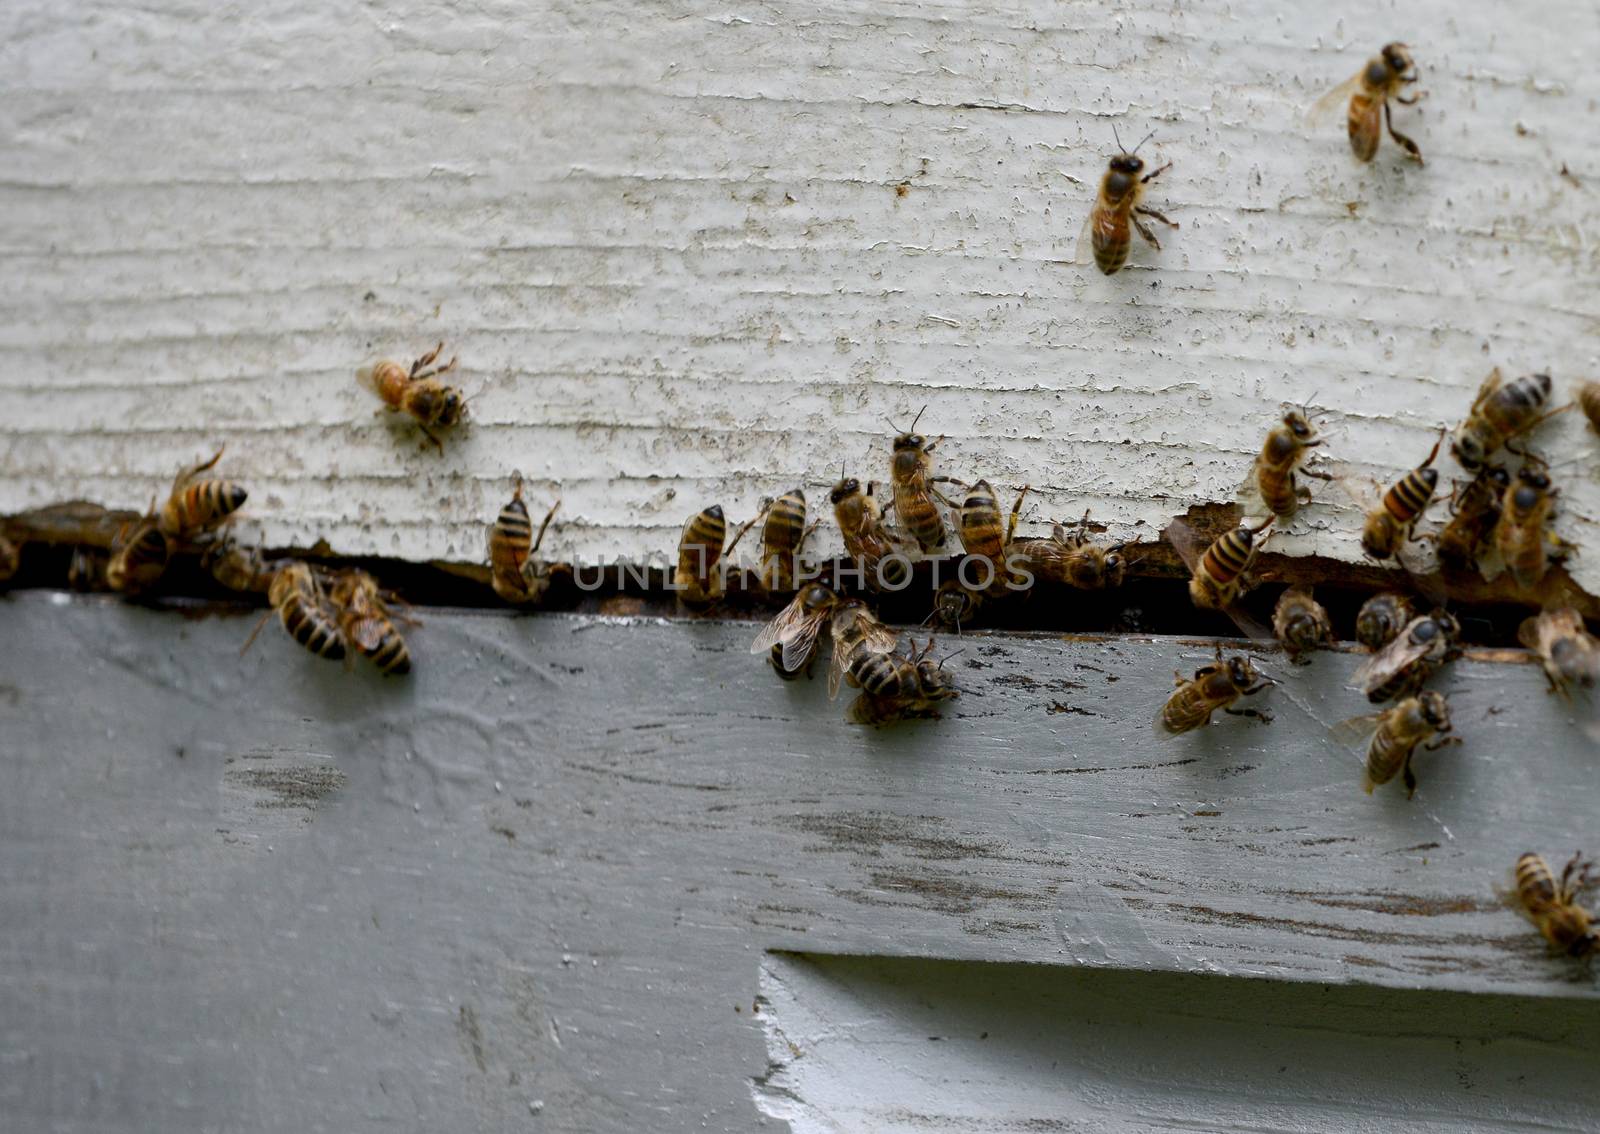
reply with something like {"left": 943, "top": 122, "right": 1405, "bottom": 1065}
{"left": 750, "top": 594, "right": 805, "bottom": 656}
{"left": 1349, "top": 625, "right": 1430, "bottom": 692}
{"left": 1164, "top": 516, "right": 1274, "bottom": 641}
{"left": 1327, "top": 712, "right": 1382, "bottom": 750}
{"left": 828, "top": 605, "right": 897, "bottom": 700}
{"left": 1073, "top": 210, "right": 1096, "bottom": 267}
{"left": 1233, "top": 461, "right": 1272, "bottom": 525}
{"left": 779, "top": 613, "right": 828, "bottom": 673}
{"left": 1307, "top": 72, "right": 1362, "bottom": 124}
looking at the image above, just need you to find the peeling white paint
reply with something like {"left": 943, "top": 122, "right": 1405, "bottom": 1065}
{"left": 3, "top": 1, "right": 1598, "bottom": 593}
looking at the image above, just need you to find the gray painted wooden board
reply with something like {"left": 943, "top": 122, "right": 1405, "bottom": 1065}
{"left": 2, "top": 594, "right": 1597, "bottom": 1131}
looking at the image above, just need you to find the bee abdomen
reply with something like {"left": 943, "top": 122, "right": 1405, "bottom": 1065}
{"left": 1384, "top": 469, "right": 1437, "bottom": 521}
{"left": 1091, "top": 208, "right": 1131, "bottom": 275}
{"left": 1347, "top": 94, "right": 1381, "bottom": 161}
{"left": 281, "top": 595, "right": 347, "bottom": 661}
{"left": 1515, "top": 852, "right": 1558, "bottom": 911}
{"left": 853, "top": 652, "right": 909, "bottom": 698}
{"left": 1201, "top": 530, "right": 1255, "bottom": 584}
{"left": 365, "top": 628, "right": 411, "bottom": 675}
{"left": 1363, "top": 726, "right": 1407, "bottom": 790}
{"left": 679, "top": 507, "right": 727, "bottom": 582}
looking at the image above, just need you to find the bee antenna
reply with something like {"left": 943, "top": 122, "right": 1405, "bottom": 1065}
{"left": 1111, "top": 123, "right": 1124, "bottom": 152}
{"left": 939, "top": 647, "right": 966, "bottom": 666}
{"left": 1131, "top": 131, "right": 1155, "bottom": 154}
{"left": 910, "top": 404, "right": 928, "bottom": 433}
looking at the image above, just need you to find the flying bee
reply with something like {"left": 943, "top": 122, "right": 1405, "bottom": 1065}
{"left": 1494, "top": 462, "right": 1567, "bottom": 591}
{"left": 1166, "top": 515, "right": 1275, "bottom": 637}
{"left": 488, "top": 480, "right": 561, "bottom": 605}
{"left": 957, "top": 479, "right": 1029, "bottom": 590}
{"left": 253, "top": 561, "right": 346, "bottom": 662}
{"left": 1157, "top": 648, "right": 1273, "bottom": 735}
{"left": 1077, "top": 128, "right": 1177, "bottom": 275}
{"left": 1242, "top": 408, "right": 1331, "bottom": 521}
{"left": 157, "top": 446, "right": 247, "bottom": 541}
{"left": 357, "top": 342, "right": 466, "bottom": 451}
{"left": 106, "top": 517, "right": 171, "bottom": 594}
{"left": 929, "top": 577, "right": 983, "bottom": 634}
{"left": 1359, "top": 430, "right": 1444, "bottom": 562}
{"left": 750, "top": 582, "right": 838, "bottom": 680}
{"left": 888, "top": 408, "right": 959, "bottom": 553}
{"left": 830, "top": 475, "right": 910, "bottom": 592}
{"left": 1434, "top": 464, "right": 1511, "bottom": 573}
{"left": 1519, "top": 608, "right": 1600, "bottom": 697}
{"left": 1355, "top": 591, "right": 1416, "bottom": 651}
{"left": 1272, "top": 586, "right": 1334, "bottom": 664}
{"left": 827, "top": 598, "right": 900, "bottom": 700}
{"left": 756, "top": 488, "right": 819, "bottom": 593}
{"left": 1310, "top": 42, "right": 1423, "bottom": 163}
{"left": 847, "top": 637, "right": 960, "bottom": 725}
{"left": 1578, "top": 381, "right": 1600, "bottom": 435}
{"left": 1351, "top": 609, "right": 1461, "bottom": 703}
{"left": 1504, "top": 852, "right": 1599, "bottom": 959}
{"left": 1450, "top": 370, "right": 1560, "bottom": 472}
{"left": 1013, "top": 513, "right": 1128, "bottom": 590}
{"left": 328, "top": 569, "right": 412, "bottom": 675}
{"left": 203, "top": 535, "right": 274, "bottom": 593}
{"left": 1333, "top": 690, "right": 1458, "bottom": 798}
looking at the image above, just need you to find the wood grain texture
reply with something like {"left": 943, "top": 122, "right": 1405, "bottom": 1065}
{"left": 3, "top": 597, "right": 1598, "bottom": 1130}
{"left": 3, "top": 1, "right": 1599, "bottom": 594}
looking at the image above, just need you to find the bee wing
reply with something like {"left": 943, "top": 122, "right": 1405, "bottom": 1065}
{"left": 1233, "top": 461, "right": 1272, "bottom": 525}
{"left": 1327, "top": 712, "right": 1382, "bottom": 750}
{"left": 828, "top": 632, "right": 854, "bottom": 700}
{"left": 750, "top": 596, "right": 805, "bottom": 656}
{"left": 1349, "top": 631, "right": 1430, "bottom": 693}
{"left": 1162, "top": 516, "right": 1205, "bottom": 574}
{"left": 1073, "top": 210, "right": 1096, "bottom": 268}
{"left": 355, "top": 363, "right": 381, "bottom": 394}
{"left": 778, "top": 612, "right": 829, "bottom": 673}
{"left": 1307, "top": 72, "right": 1362, "bottom": 124}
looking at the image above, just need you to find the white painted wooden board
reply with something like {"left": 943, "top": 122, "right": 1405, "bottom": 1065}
{"left": 3, "top": 1, "right": 1599, "bottom": 592}
{"left": 4, "top": 596, "right": 1600, "bottom": 1132}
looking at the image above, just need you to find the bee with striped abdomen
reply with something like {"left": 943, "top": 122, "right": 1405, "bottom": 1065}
{"left": 329, "top": 569, "right": 412, "bottom": 675}
{"left": 1505, "top": 852, "right": 1598, "bottom": 959}
{"left": 929, "top": 577, "right": 983, "bottom": 634}
{"left": 1310, "top": 42, "right": 1423, "bottom": 164}
{"left": 1494, "top": 462, "right": 1567, "bottom": 591}
{"left": 1166, "top": 515, "right": 1274, "bottom": 637}
{"left": 1078, "top": 129, "right": 1176, "bottom": 275}
{"left": 488, "top": 480, "right": 561, "bottom": 605}
{"left": 831, "top": 476, "right": 910, "bottom": 593}
{"left": 203, "top": 535, "right": 274, "bottom": 593}
{"left": 1578, "top": 381, "right": 1600, "bottom": 435}
{"left": 1273, "top": 586, "right": 1334, "bottom": 665}
{"left": 1242, "top": 409, "right": 1331, "bottom": 521}
{"left": 1158, "top": 649, "right": 1273, "bottom": 735}
{"left": 888, "top": 408, "right": 958, "bottom": 553}
{"left": 674, "top": 506, "right": 730, "bottom": 608}
{"left": 827, "top": 598, "right": 900, "bottom": 700}
{"left": 1360, "top": 430, "right": 1444, "bottom": 562}
{"left": 757, "top": 488, "right": 819, "bottom": 594}
{"left": 257, "top": 561, "right": 346, "bottom": 662}
{"left": 1519, "top": 608, "right": 1600, "bottom": 697}
{"left": 1434, "top": 464, "right": 1511, "bottom": 574}
{"left": 1334, "top": 691, "right": 1457, "bottom": 798}
{"left": 1355, "top": 592, "right": 1415, "bottom": 652}
{"left": 1451, "top": 370, "right": 1559, "bottom": 473}
{"left": 158, "top": 446, "right": 247, "bottom": 542}
{"left": 847, "top": 638, "right": 960, "bottom": 725}
{"left": 957, "top": 480, "right": 1028, "bottom": 591}
{"left": 750, "top": 582, "right": 838, "bottom": 681}
{"left": 106, "top": 517, "right": 171, "bottom": 594}
{"left": 357, "top": 342, "right": 467, "bottom": 451}
{"left": 1013, "top": 513, "right": 1128, "bottom": 591}
{"left": 1351, "top": 609, "right": 1460, "bottom": 704}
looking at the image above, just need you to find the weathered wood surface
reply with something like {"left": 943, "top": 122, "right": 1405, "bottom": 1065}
{"left": 2, "top": 595, "right": 1597, "bottom": 1130}
{"left": 4, "top": 0, "right": 1599, "bottom": 593}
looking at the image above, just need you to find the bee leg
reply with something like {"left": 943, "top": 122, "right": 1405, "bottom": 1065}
{"left": 1134, "top": 205, "right": 1179, "bottom": 229}
{"left": 1224, "top": 706, "right": 1273, "bottom": 725}
{"left": 1131, "top": 216, "right": 1163, "bottom": 250}
{"left": 1384, "top": 102, "right": 1424, "bottom": 164}
{"left": 1403, "top": 756, "right": 1418, "bottom": 799}
{"left": 418, "top": 427, "right": 445, "bottom": 454}
{"left": 1301, "top": 467, "right": 1335, "bottom": 481}
{"left": 1005, "top": 486, "right": 1030, "bottom": 546}
{"left": 1140, "top": 161, "right": 1172, "bottom": 184}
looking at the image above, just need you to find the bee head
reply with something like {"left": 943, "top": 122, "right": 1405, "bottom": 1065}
{"left": 442, "top": 389, "right": 464, "bottom": 421}
{"left": 1484, "top": 465, "right": 1512, "bottom": 489}
{"left": 830, "top": 477, "right": 861, "bottom": 504}
{"left": 1451, "top": 425, "right": 1485, "bottom": 471}
{"left": 893, "top": 433, "right": 927, "bottom": 452}
{"left": 1381, "top": 42, "right": 1414, "bottom": 76}
{"left": 1517, "top": 466, "right": 1551, "bottom": 491}
{"left": 1226, "top": 656, "right": 1255, "bottom": 686}
{"left": 1418, "top": 690, "right": 1450, "bottom": 728}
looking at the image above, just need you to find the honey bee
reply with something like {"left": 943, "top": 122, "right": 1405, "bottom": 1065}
{"left": 1519, "top": 608, "right": 1600, "bottom": 696}
{"left": 1355, "top": 591, "right": 1416, "bottom": 652}
{"left": 1434, "top": 464, "right": 1511, "bottom": 573}
{"left": 1334, "top": 691, "right": 1457, "bottom": 798}
{"left": 259, "top": 561, "right": 346, "bottom": 662}
{"left": 750, "top": 582, "right": 838, "bottom": 680}
{"left": 1242, "top": 409, "right": 1333, "bottom": 521}
{"left": 1013, "top": 513, "right": 1128, "bottom": 590}
{"left": 203, "top": 536, "right": 274, "bottom": 593}
{"left": 929, "top": 577, "right": 983, "bottom": 633}
{"left": 847, "top": 638, "right": 960, "bottom": 725}
{"left": 1167, "top": 516, "right": 1274, "bottom": 634}
{"left": 827, "top": 598, "right": 900, "bottom": 700}
{"left": 830, "top": 475, "right": 911, "bottom": 592}
{"left": 1578, "top": 381, "right": 1600, "bottom": 435}
{"left": 106, "top": 518, "right": 171, "bottom": 594}
{"left": 1078, "top": 128, "right": 1176, "bottom": 275}
{"left": 674, "top": 506, "right": 730, "bottom": 608}
{"left": 1505, "top": 852, "right": 1598, "bottom": 959}
{"left": 1351, "top": 609, "right": 1461, "bottom": 704}
{"left": 1311, "top": 42, "right": 1423, "bottom": 164}
{"left": 1494, "top": 462, "right": 1566, "bottom": 591}
{"left": 157, "top": 446, "right": 247, "bottom": 541}
{"left": 957, "top": 480, "right": 1028, "bottom": 590}
{"left": 756, "top": 488, "right": 819, "bottom": 593}
{"left": 488, "top": 480, "right": 561, "bottom": 605}
{"left": 68, "top": 547, "right": 107, "bottom": 591}
{"left": 357, "top": 342, "right": 466, "bottom": 451}
{"left": 1360, "top": 430, "right": 1444, "bottom": 561}
{"left": 328, "top": 569, "right": 412, "bottom": 675}
{"left": 888, "top": 408, "right": 958, "bottom": 553}
{"left": 1450, "top": 370, "right": 1558, "bottom": 472}
{"left": 1272, "top": 586, "right": 1334, "bottom": 664}
{"left": 0, "top": 533, "right": 18, "bottom": 585}
{"left": 1157, "top": 649, "right": 1273, "bottom": 735}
